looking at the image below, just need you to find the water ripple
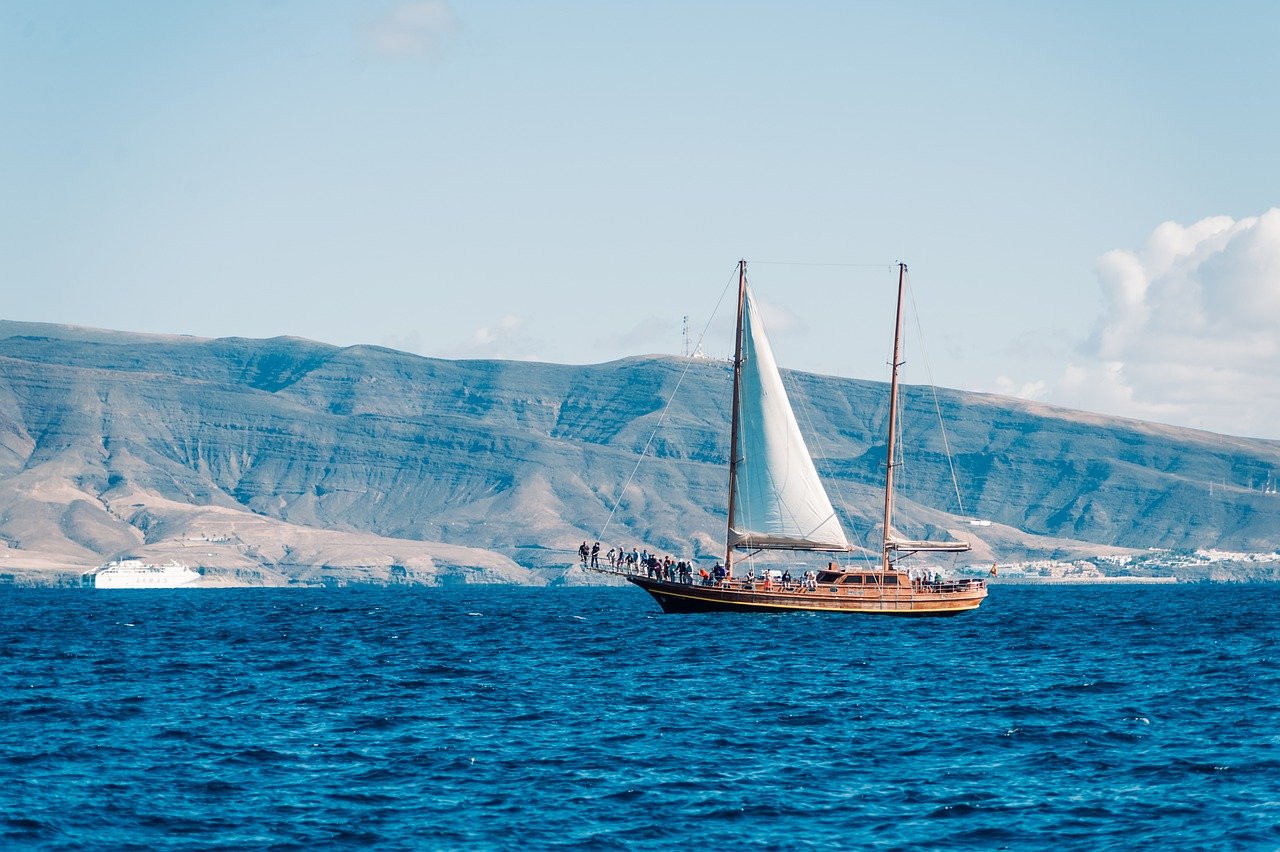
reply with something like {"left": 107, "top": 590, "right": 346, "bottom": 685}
{"left": 1, "top": 585, "right": 1278, "bottom": 848}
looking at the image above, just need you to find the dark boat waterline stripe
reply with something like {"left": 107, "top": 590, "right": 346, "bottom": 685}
{"left": 628, "top": 579, "right": 984, "bottom": 615}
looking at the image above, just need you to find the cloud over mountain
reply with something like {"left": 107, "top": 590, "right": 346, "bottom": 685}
{"left": 1053, "top": 209, "right": 1280, "bottom": 437}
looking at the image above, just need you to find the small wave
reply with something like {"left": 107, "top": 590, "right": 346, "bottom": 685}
{"left": 153, "top": 727, "right": 200, "bottom": 741}
{"left": 194, "top": 779, "right": 243, "bottom": 795}
{"left": 927, "top": 803, "right": 984, "bottom": 819}
{"left": 1051, "top": 679, "right": 1128, "bottom": 694}
{"left": 217, "top": 747, "right": 294, "bottom": 766}
{"left": 3, "top": 816, "right": 57, "bottom": 840}
{"left": 326, "top": 790, "right": 398, "bottom": 805}
{"left": 2, "top": 751, "right": 51, "bottom": 766}
{"left": 332, "top": 715, "right": 401, "bottom": 733}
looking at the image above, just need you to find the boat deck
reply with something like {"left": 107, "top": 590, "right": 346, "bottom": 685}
{"left": 590, "top": 566, "right": 987, "bottom": 615}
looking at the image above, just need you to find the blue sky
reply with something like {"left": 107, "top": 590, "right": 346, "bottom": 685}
{"left": 4, "top": 2, "right": 1279, "bottom": 437}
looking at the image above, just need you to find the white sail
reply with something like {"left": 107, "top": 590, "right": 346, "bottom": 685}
{"left": 729, "top": 287, "right": 851, "bottom": 552}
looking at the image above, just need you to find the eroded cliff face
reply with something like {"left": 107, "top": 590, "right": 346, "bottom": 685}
{"left": 1, "top": 320, "right": 1277, "bottom": 585}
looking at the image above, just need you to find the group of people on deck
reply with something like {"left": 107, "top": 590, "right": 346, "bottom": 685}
{"left": 735, "top": 568, "right": 819, "bottom": 592}
{"left": 578, "top": 542, "right": 702, "bottom": 583}
{"left": 577, "top": 540, "right": 825, "bottom": 592}
{"left": 578, "top": 541, "right": 960, "bottom": 592}
{"left": 907, "top": 567, "right": 947, "bottom": 588}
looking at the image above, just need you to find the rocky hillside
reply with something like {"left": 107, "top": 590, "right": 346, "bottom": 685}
{"left": 1, "top": 320, "right": 1277, "bottom": 585}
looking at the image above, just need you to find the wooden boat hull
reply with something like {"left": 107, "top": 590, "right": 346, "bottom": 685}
{"left": 625, "top": 575, "right": 986, "bottom": 616}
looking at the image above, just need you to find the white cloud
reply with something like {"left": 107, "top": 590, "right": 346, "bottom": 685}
{"left": 471, "top": 314, "right": 522, "bottom": 346}
{"left": 367, "top": 1, "right": 457, "bottom": 59}
{"left": 443, "top": 314, "right": 547, "bottom": 361}
{"left": 1049, "top": 209, "right": 1280, "bottom": 437}
{"left": 993, "top": 376, "right": 1048, "bottom": 401}
{"left": 754, "top": 297, "right": 807, "bottom": 337}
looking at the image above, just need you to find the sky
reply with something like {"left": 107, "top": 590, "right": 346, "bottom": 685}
{"left": 3, "top": 1, "right": 1279, "bottom": 438}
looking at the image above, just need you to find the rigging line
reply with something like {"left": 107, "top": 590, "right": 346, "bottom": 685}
{"left": 735, "top": 269, "right": 754, "bottom": 575}
{"left": 892, "top": 359, "right": 904, "bottom": 535}
{"left": 904, "top": 272, "right": 966, "bottom": 517}
{"left": 751, "top": 441, "right": 842, "bottom": 548}
{"left": 596, "top": 262, "right": 741, "bottom": 546}
{"left": 751, "top": 260, "right": 897, "bottom": 268}
{"left": 770, "top": 271, "right": 900, "bottom": 569}
{"left": 783, "top": 366, "right": 854, "bottom": 563}
{"left": 735, "top": 371, "right": 753, "bottom": 567}
{"left": 734, "top": 368, "right": 755, "bottom": 573}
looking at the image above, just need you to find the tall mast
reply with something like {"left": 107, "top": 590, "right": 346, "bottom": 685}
{"left": 882, "top": 263, "right": 907, "bottom": 572}
{"left": 724, "top": 259, "right": 747, "bottom": 577}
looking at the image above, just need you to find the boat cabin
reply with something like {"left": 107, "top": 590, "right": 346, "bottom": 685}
{"left": 815, "top": 570, "right": 901, "bottom": 586}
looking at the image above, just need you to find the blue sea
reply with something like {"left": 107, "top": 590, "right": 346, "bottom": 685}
{"left": 2, "top": 585, "right": 1279, "bottom": 850}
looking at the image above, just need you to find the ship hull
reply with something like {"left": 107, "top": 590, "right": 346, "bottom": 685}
{"left": 625, "top": 575, "right": 986, "bottom": 616}
{"left": 87, "top": 560, "right": 201, "bottom": 589}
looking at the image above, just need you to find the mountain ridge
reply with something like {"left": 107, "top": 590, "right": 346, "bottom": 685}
{"left": 1, "top": 319, "right": 1277, "bottom": 585}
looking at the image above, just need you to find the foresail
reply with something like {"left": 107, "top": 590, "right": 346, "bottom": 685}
{"left": 729, "top": 287, "right": 851, "bottom": 552}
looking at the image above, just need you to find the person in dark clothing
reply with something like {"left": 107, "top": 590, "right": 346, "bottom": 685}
{"left": 578, "top": 541, "right": 589, "bottom": 566}
{"left": 590, "top": 542, "right": 600, "bottom": 568}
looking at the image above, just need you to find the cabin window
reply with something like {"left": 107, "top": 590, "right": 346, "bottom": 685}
{"left": 882, "top": 575, "right": 899, "bottom": 586}
{"left": 828, "top": 586, "right": 839, "bottom": 593}
{"left": 841, "top": 575, "right": 863, "bottom": 584}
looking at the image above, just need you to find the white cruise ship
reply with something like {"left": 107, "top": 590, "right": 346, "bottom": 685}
{"left": 86, "top": 559, "right": 201, "bottom": 589}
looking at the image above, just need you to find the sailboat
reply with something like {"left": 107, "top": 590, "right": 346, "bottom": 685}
{"left": 626, "top": 261, "right": 988, "bottom": 615}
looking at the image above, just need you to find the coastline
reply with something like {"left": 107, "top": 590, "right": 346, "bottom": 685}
{"left": 987, "top": 576, "right": 1178, "bottom": 585}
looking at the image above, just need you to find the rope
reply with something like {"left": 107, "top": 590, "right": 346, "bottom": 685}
{"left": 783, "top": 366, "right": 858, "bottom": 568}
{"left": 752, "top": 261, "right": 896, "bottom": 269}
{"left": 904, "top": 271, "right": 966, "bottom": 516}
{"left": 596, "top": 263, "right": 740, "bottom": 544}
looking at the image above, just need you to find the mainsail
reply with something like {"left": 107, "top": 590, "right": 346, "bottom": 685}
{"left": 728, "top": 286, "right": 851, "bottom": 552}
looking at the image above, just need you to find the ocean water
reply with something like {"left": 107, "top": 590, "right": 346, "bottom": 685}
{"left": 2, "top": 585, "right": 1279, "bottom": 850}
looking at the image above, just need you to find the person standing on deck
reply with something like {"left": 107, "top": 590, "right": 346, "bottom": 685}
{"left": 590, "top": 542, "right": 600, "bottom": 568}
{"left": 578, "top": 541, "right": 589, "bottom": 567}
